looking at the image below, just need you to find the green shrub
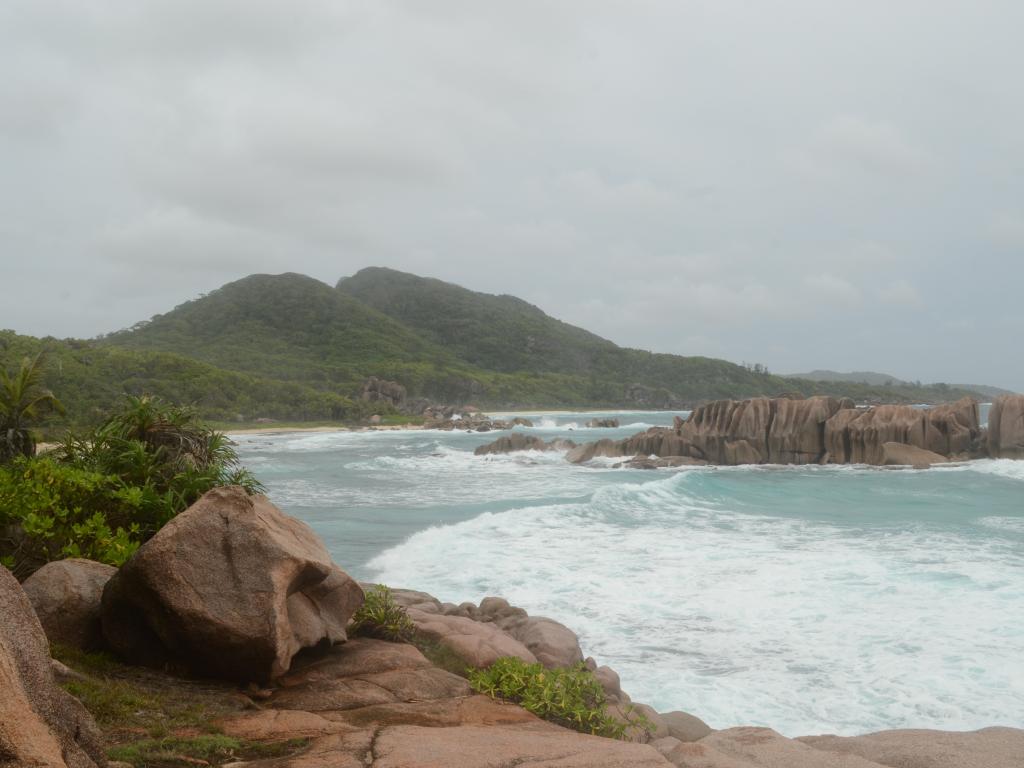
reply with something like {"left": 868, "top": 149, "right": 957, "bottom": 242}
{"left": 469, "top": 657, "right": 650, "bottom": 740}
{"left": 0, "top": 395, "right": 263, "bottom": 578}
{"left": 0, "top": 458, "right": 143, "bottom": 577}
{"left": 349, "top": 585, "right": 416, "bottom": 642}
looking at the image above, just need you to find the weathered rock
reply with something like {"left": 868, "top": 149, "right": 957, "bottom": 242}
{"left": 566, "top": 438, "right": 622, "bottom": 463}
{"left": 217, "top": 709, "right": 359, "bottom": 741}
{"left": 768, "top": 396, "right": 853, "bottom": 464}
{"left": 101, "top": 486, "right": 363, "bottom": 683}
{"left": 613, "top": 455, "right": 708, "bottom": 469}
{"left": 881, "top": 442, "right": 950, "bottom": 468}
{"left": 799, "top": 726, "right": 1024, "bottom": 768}
{"left": 587, "top": 418, "right": 621, "bottom": 428}
{"left": 406, "top": 607, "right": 538, "bottom": 668}
{"left": 925, "top": 397, "right": 981, "bottom": 456}
{"left": 22, "top": 558, "right": 116, "bottom": 650}
{"left": 593, "top": 665, "right": 622, "bottom": 700}
{"left": 474, "top": 433, "right": 548, "bottom": 455}
{"left": 849, "top": 399, "right": 981, "bottom": 465}
{"left": 1, "top": 564, "right": 106, "bottom": 768}
{"left": 359, "top": 377, "right": 406, "bottom": 408}
{"left": 682, "top": 727, "right": 889, "bottom": 767}
{"left": 988, "top": 394, "right": 1024, "bottom": 459}
{"left": 271, "top": 638, "right": 471, "bottom": 713}
{"left": 334, "top": 694, "right": 542, "bottom": 730}
{"left": 511, "top": 417, "right": 535, "bottom": 427}
{"left": 474, "top": 433, "right": 576, "bottom": 455}
{"left": 660, "top": 709, "right": 713, "bottom": 742}
{"left": 568, "top": 397, "right": 977, "bottom": 469}
{"left": 369, "top": 723, "right": 672, "bottom": 767}
{"left": 477, "top": 595, "right": 527, "bottom": 623}
{"left": 493, "top": 614, "right": 584, "bottom": 669}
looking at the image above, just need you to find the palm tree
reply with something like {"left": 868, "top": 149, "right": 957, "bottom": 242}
{"left": 0, "top": 353, "right": 64, "bottom": 462}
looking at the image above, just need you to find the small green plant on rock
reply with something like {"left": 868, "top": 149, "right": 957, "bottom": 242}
{"left": 349, "top": 584, "right": 416, "bottom": 642}
{"left": 469, "top": 657, "right": 651, "bottom": 740}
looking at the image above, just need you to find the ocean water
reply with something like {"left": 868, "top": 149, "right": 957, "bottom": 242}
{"left": 233, "top": 410, "right": 1024, "bottom": 737}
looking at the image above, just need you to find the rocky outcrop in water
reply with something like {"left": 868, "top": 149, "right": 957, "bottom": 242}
{"left": 101, "top": 486, "right": 364, "bottom": 683}
{"left": 559, "top": 396, "right": 985, "bottom": 467}
{"left": 587, "top": 418, "right": 621, "bottom": 428}
{"left": 474, "top": 433, "right": 576, "bottom": 455}
{"left": 1, "top": 564, "right": 106, "bottom": 768}
{"left": 988, "top": 394, "right": 1024, "bottom": 459}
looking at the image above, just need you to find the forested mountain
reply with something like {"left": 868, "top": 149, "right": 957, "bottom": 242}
{"left": 2, "top": 268, "right": 993, "bottom": 429}
{"left": 0, "top": 330, "right": 356, "bottom": 426}
{"left": 787, "top": 370, "right": 907, "bottom": 386}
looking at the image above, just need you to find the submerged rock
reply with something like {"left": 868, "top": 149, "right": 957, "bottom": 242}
{"left": 1, "top": 564, "right": 106, "bottom": 768}
{"left": 22, "top": 558, "right": 116, "bottom": 651}
{"left": 474, "top": 433, "right": 576, "bottom": 455}
{"left": 101, "top": 486, "right": 363, "bottom": 683}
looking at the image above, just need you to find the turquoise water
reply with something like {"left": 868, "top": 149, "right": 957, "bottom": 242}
{"left": 234, "top": 410, "right": 1024, "bottom": 737}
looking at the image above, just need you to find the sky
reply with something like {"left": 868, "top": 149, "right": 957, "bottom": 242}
{"left": 2, "top": 1, "right": 1022, "bottom": 390}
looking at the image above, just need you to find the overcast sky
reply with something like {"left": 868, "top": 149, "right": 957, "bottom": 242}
{"left": 2, "top": 1, "right": 1022, "bottom": 389}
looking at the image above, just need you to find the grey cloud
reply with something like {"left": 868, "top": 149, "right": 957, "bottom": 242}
{"left": 1, "top": 0, "right": 1022, "bottom": 389}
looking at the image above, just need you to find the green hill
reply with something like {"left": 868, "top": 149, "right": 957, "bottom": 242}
{"left": 787, "top": 370, "right": 907, "bottom": 386}
{"left": 2, "top": 268, "right": 992, "bottom": 431}
{"left": 338, "top": 267, "right": 982, "bottom": 405}
{"left": 0, "top": 330, "right": 358, "bottom": 427}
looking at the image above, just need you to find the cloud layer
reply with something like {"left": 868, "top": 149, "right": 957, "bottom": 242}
{"left": 2, "top": 1, "right": 1022, "bottom": 389}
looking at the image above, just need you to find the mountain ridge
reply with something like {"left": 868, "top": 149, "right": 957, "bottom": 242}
{"left": 2, "top": 268, "right": 1002, "bottom": 427}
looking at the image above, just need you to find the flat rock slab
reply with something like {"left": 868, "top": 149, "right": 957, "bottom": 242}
{"left": 370, "top": 723, "right": 672, "bottom": 767}
{"left": 799, "top": 726, "right": 1024, "bottom": 768}
{"left": 664, "top": 727, "right": 890, "bottom": 767}
{"left": 332, "top": 694, "right": 540, "bottom": 729}
{"left": 272, "top": 637, "right": 470, "bottom": 713}
{"left": 217, "top": 709, "right": 360, "bottom": 741}
{"left": 233, "top": 723, "right": 672, "bottom": 767}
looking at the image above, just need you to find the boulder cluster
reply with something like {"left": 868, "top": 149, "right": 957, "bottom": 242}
{"left": 476, "top": 395, "right": 1024, "bottom": 470}
{"left": 5, "top": 472, "right": 1024, "bottom": 766}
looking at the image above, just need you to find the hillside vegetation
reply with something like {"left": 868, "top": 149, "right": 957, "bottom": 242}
{"left": 2, "top": 268, "right": 992, "bottom": 430}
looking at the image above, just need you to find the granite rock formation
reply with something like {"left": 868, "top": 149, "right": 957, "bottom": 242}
{"left": 101, "top": 486, "right": 364, "bottom": 682}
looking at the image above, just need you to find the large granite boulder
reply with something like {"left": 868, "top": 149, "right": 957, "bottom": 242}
{"left": 0, "top": 565, "right": 106, "bottom": 768}
{"left": 22, "top": 559, "right": 116, "bottom": 651}
{"left": 988, "top": 394, "right": 1024, "bottom": 459}
{"left": 492, "top": 614, "right": 584, "bottom": 669}
{"left": 405, "top": 607, "right": 538, "bottom": 668}
{"left": 768, "top": 396, "right": 854, "bottom": 464}
{"left": 101, "top": 486, "right": 363, "bottom": 683}
{"left": 925, "top": 397, "right": 981, "bottom": 457}
{"left": 825, "top": 405, "right": 927, "bottom": 465}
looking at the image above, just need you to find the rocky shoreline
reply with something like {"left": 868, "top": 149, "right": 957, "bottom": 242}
{"left": 476, "top": 394, "right": 1024, "bottom": 469}
{"left": 3, "top": 485, "right": 1022, "bottom": 767}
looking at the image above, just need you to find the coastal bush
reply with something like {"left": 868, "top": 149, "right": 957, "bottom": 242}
{"left": 349, "top": 585, "right": 417, "bottom": 642}
{"left": 0, "top": 395, "right": 263, "bottom": 577}
{"left": 469, "top": 657, "right": 651, "bottom": 739}
{"left": 0, "top": 352, "right": 63, "bottom": 462}
{"left": 0, "top": 458, "right": 143, "bottom": 578}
